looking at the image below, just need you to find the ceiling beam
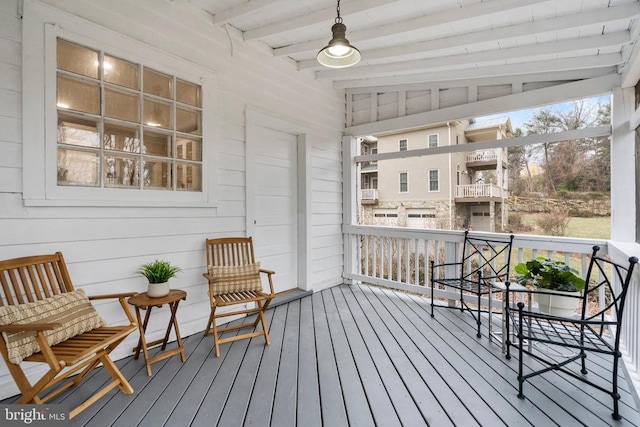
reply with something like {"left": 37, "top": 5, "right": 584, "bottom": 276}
{"left": 333, "top": 55, "right": 621, "bottom": 89}
{"left": 244, "top": 0, "right": 395, "bottom": 40}
{"left": 344, "top": 68, "right": 617, "bottom": 95}
{"left": 305, "top": 1, "right": 640, "bottom": 67}
{"left": 313, "top": 32, "right": 629, "bottom": 78}
{"left": 344, "top": 73, "right": 620, "bottom": 136}
{"left": 274, "top": 0, "right": 548, "bottom": 57}
{"left": 355, "top": 126, "right": 611, "bottom": 162}
{"left": 212, "top": 0, "right": 274, "bottom": 26}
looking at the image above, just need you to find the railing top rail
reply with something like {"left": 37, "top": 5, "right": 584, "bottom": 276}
{"left": 344, "top": 224, "right": 607, "bottom": 254}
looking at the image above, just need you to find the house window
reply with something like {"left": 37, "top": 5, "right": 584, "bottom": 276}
{"left": 428, "top": 169, "right": 439, "bottom": 191}
{"left": 23, "top": 5, "right": 217, "bottom": 206}
{"left": 56, "top": 38, "right": 203, "bottom": 192}
{"left": 428, "top": 134, "right": 438, "bottom": 148}
{"left": 456, "top": 134, "right": 460, "bottom": 145}
{"left": 362, "top": 174, "right": 369, "bottom": 189}
{"left": 371, "top": 176, "right": 378, "bottom": 189}
{"left": 399, "top": 172, "right": 408, "bottom": 193}
{"left": 399, "top": 139, "right": 408, "bottom": 151}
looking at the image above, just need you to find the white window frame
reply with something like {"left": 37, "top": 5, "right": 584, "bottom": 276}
{"left": 428, "top": 169, "right": 440, "bottom": 192}
{"left": 428, "top": 133, "right": 439, "bottom": 148}
{"left": 22, "top": 2, "right": 218, "bottom": 207}
{"left": 398, "top": 138, "right": 408, "bottom": 152}
{"left": 399, "top": 172, "right": 408, "bottom": 193}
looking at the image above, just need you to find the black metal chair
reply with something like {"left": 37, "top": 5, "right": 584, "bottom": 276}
{"left": 430, "top": 230, "right": 514, "bottom": 338}
{"left": 506, "top": 246, "right": 637, "bottom": 420}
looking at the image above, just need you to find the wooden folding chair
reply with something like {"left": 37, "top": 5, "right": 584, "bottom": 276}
{"left": 203, "top": 237, "right": 275, "bottom": 357}
{"left": 0, "top": 252, "right": 137, "bottom": 419}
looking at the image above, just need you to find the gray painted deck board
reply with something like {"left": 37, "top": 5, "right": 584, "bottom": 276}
{"left": 242, "top": 304, "right": 287, "bottom": 427}
{"left": 311, "top": 291, "right": 349, "bottom": 427}
{"left": 270, "top": 299, "right": 300, "bottom": 427}
{"left": 3, "top": 284, "right": 639, "bottom": 426}
{"left": 296, "top": 296, "right": 322, "bottom": 427}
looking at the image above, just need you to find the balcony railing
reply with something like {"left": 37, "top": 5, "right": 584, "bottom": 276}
{"left": 466, "top": 150, "right": 498, "bottom": 163}
{"left": 455, "top": 183, "right": 503, "bottom": 198}
{"left": 342, "top": 225, "right": 640, "bottom": 401}
{"left": 361, "top": 189, "right": 378, "bottom": 201}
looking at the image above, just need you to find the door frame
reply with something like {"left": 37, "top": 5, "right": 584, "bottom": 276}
{"left": 245, "top": 106, "right": 310, "bottom": 291}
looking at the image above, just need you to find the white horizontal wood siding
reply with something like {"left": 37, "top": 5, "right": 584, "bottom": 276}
{"left": 0, "top": 0, "right": 344, "bottom": 399}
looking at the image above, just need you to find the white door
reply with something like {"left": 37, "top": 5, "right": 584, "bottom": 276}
{"left": 250, "top": 126, "right": 298, "bottom": 293}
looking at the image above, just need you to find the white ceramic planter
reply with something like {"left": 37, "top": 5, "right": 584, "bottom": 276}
{"left": 147, "top": 281, "right": 170, "bottom": 298}
{"left": 535, "top": 289, "right": 580, "bottom": 317}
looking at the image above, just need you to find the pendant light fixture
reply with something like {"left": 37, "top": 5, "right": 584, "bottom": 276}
{"left": 317, "top": 0, "right": 361, "bottom": 68}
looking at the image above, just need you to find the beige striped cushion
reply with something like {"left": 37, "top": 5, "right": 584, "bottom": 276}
{"left": 208, "top": 262, "right": 262, "bottom": 295}
{"left": 0, "top": 289, "right": 106, "bottom": 364}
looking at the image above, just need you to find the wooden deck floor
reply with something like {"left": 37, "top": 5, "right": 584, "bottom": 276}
{"left": 6, "top": 284, "right": 640, "bottom": 426}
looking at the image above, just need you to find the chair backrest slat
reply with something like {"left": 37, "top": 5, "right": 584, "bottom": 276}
{"left": 0, "top": 252, "right": 74, "bottom": 307}
{"left": 206, "top": 237, "right": 256, "bottom": 268}
{"left": 582, "top": 246, "right": 637, "bottom": 327}
{"left": 460, "top": 230, "right": 514, "bottom": 282}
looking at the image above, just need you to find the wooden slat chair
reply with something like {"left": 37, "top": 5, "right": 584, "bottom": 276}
{"left": 0, "top": 252, "right": 137, "bottom": 419}
{"left": 203, "top": 237, "right": 275, "bottom": 357}
{"left": 430, "top": 230, "right": 514, "bottom": 338}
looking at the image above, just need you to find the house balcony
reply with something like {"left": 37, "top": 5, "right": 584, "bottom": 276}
{"left": 455, "top": 183, "right": 505, "bottom": 201}
{"left": 32, "top": 227, "right": 640, "bottom": 426}
{"left": 360, "top": 163, "right": 378, "bottom": 173}
{"left": 361, "top": 188, "right": 378, "bottom": 204}
{"left": 466, "top": 149, "right": 507, "bottom": 170}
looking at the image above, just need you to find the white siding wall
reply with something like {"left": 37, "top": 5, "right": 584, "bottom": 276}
{"left": 0, "top": 0, "right": 345, "bottom": 398}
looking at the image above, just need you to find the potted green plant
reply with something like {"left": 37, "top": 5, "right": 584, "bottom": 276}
{"left": 139, "top": 260, "right": 181, "bottom": 298}
{"left": 514, "top": 257, "right": 585, "bottom": 316}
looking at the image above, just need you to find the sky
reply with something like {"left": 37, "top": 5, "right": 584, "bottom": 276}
{"left": 476, "top": 94, "right": 611, "bottom": 130}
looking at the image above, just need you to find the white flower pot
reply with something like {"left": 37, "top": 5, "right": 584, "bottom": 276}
{"left": 535, "top": 289, "right": 580, "bottom": 317}
{"left": 147, "top": 281, "right": 170, "bottom": 298}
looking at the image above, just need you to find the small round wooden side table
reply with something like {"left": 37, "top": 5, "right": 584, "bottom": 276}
{"left": 128, "top": 289, "right": 187, "bottom": 376}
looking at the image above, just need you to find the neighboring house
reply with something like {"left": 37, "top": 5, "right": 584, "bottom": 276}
{"left": 360, "top": 118, "right": 511, "bottom": 232}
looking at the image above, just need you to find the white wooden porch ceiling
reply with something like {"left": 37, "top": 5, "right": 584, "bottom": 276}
{"left": 188, "top": 0, "right": 640, "bottom": 91}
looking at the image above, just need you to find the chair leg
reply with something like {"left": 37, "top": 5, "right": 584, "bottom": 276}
{"left": 99, "top": 351, "right": 133, "bottom": 395}
{"left": 517, "top": 306, "right": 525, "bottom": 399}
{"left": 212, "top": 310, "right": 221, "bottom": 358}
{"left": 476, "top": 285, "right": 481, "bottom": 338}
{"left": 505, "top": 302, "right": 511, "bottom": 360}
{"left": 430, "top": 280, "right": 434, "bottom": 318}
{"left": 258, "top": 302, "right": 270, "bottom": 346}
{"left": 612, "top": 353, "right": 621, "bottom": 420}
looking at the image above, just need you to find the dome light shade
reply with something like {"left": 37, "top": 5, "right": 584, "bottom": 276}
{"left": 317, "top": 2, "right": 361, "bottom": 68}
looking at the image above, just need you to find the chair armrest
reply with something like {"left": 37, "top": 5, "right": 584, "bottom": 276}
{"left": 88, "top": 293, "right": 137, "bottom": 325}
{"left": 430, "top": 261, "right": 463, "bottom": 269}
{"left": 260, "top": 268, "right": 275, "bottom": 275}
{"left": 88, "top": 292, "right": 137, "bottom": 301}
{"left": 0, "top": 322, "right": 61, "bottom": 333}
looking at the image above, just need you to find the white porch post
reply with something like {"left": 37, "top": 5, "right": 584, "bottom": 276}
{"left": 611, "top": 87, "right": 638, "bottom": 242}
{"left": 343, "top": 135, "right": 359, "bottom": 285}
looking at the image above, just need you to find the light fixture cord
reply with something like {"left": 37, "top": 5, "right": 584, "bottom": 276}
{"left": 335, "top": 0, "right": 342, "bottom": 24}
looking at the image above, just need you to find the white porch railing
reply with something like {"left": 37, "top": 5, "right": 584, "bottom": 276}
{"left": 361, "top": 189, "right": 378, "bottom": 201}
{"left": 466, "top": 150, "right": 498, "bottom": 163}
{"left": 455, "top": 184, "right": 503, "bottom": 198}
{"left": 342, "top": 225, "right": 640, "bottom": 402}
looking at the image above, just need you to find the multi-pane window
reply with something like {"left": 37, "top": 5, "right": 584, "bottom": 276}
{"left": 428, "top": 134, "right": 438, "bottom": 148}
{"left": 56, "top": 38, "right": 203, "bottom": 192}
{"left": 428, "top": 169, "right": 439, "bottom": 191}
{"left": 399, "top": 139, "right": 408, "bottom": 151}
{"left": 400, "top": 172, "right": 408, "bottom": 192}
